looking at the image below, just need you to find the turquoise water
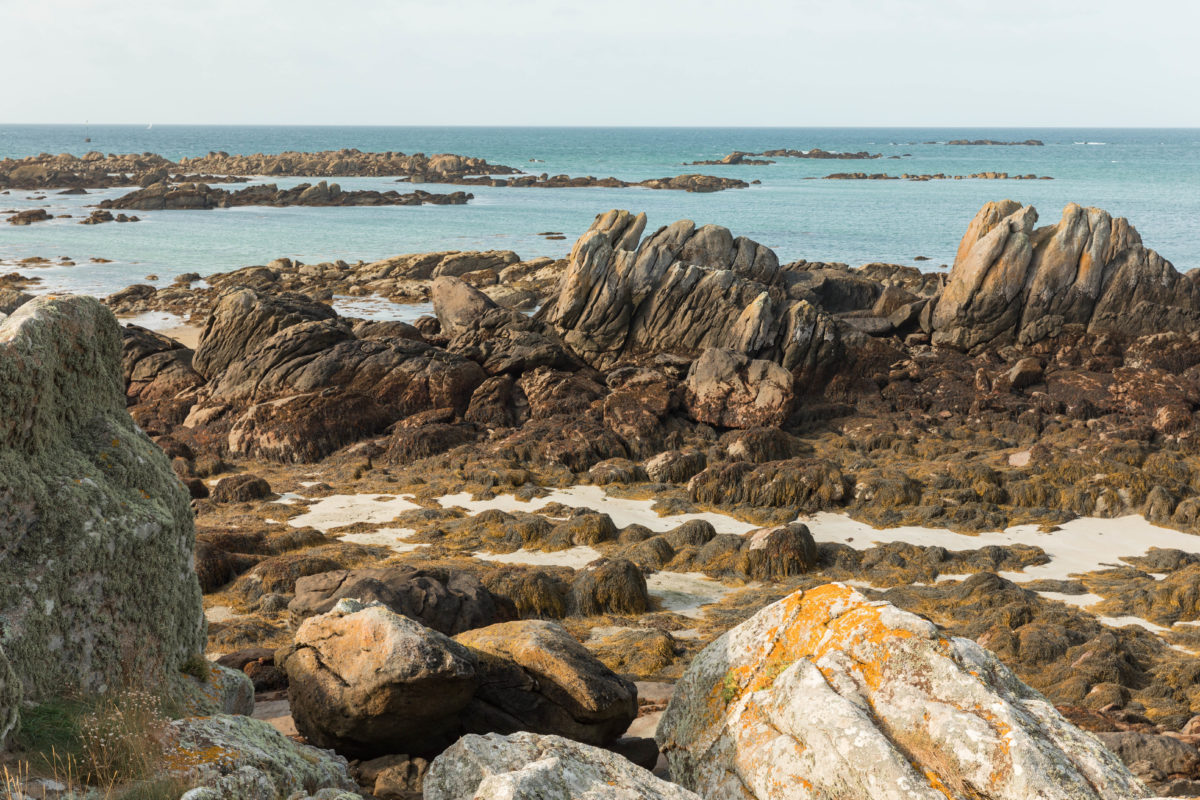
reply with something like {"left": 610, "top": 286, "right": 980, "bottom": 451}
{"left": 1, "top": 126, "right": 1197, "bottom": 296}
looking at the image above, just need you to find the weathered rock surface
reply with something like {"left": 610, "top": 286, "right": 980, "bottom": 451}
{"left": 0, "top": 646, "right": 19, "bottom": 746}
{"left": 683, "top": 348, "right": 794, "bottom": 428}
{"left": 288, "top": 566, "right": 515, "bottom": 633}
{"left": 168, "top": 714, "right": 357, "bottom": 800}
{"left": 538, "top": 210, "right": 844, "bottom": 384}
{"left": 187, "top": 287, "right": 485, "bottom": 461}
{"left": 931, "top": 201, "right": 1200, "bottom": 350}
{"left": 278, "top": 601, "right": 479, "bottom": 758}
{"left": 424, "top": 732, "right": 700, "bottom": 800}
{"left": 657, "top": 583, "right": 1146, "bottom": 800}
{"left": 455, "top": 620, "right": 638, "bottom": 746}
{"left": 0, "top": 296, "right": 205, "bottom": 697}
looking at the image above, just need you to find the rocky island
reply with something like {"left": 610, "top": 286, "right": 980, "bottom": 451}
{"left": 4, "top": 199, "right": 1200, "bottom": 799}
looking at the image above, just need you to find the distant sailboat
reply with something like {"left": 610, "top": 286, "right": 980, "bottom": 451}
{"left": 147, "top": 123, "right": 153, "bottom": 130}
{"left": 84, "top": 120, "right": 90, "bottom": 142}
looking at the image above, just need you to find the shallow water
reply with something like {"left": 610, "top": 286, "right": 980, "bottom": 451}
{"left": 4, "top": 125, "right": 1198, "bottom": 297}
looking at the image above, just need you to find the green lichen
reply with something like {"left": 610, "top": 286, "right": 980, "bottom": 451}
{"left": 0, "top": 297, "right": 206, "bottom": 702}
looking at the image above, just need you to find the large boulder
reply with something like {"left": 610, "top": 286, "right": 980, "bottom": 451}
{"left": 288, "top": 566, "right": 516, "bottom": 633}
{"left": 169, "top": 714, "right": 357, "bottom": 800}
{"left": 455, "top": 620, "right": 638, "bottom": 746}
{"left": 0, "top": 296, "right": 205, "bottom": 697}
{"left": 931, "top": 201, "right": 1200, "bottom": 350}
{"left": 424, "top": 732, "right": 700, "bottom": 800}
{"left": 538, "top": 211, "right": 842, "bottom": 382}
{"left": 683, "top": 348, "right": 794, "bottom": 428}
{"left": 431, "top": 275, "right": 498, "bottom": 336}
{"left": 277, "top": 601, "right": 479, "bottom": 758}
{"left": 656, "top": 583, "right": 1146, "bottom": 800}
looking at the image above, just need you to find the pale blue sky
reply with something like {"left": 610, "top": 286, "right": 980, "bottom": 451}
{"left": 4, "top": 0, "right": 1197, "bottom": 126}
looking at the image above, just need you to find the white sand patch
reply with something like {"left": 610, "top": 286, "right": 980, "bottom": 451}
{"left": 1035, "top": 591, "right": 1105, "bottom": 609}
{"left": 1096, "top": 615, "right": 1171, "bottom": 634}
{"left": 800, "top": 512, "right": 1200, "bottom": 583}
{"left": 273, "top": 492, "right": 305, "bottom": 505}
{"left": 472, "top": 545, "right": 602, "bottom": 569}
{"left": 646, "top": 572, "right": 744, "bottom": 618}
{"left": 205, "top": 605, "right": 239, "bottom": 623}
{"left": 438, "top": 486, "right": 756, "bottom": 534}
{"left": 288, "top": 493, "right": 420, "bottom": 532}
{"left": 337, "top": 527, "right": 425, "bottom": 553}
{"left": 1008, "top": 450, "right": 1032, "bottom": 467}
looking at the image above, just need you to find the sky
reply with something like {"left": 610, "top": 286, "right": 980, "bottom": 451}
{"left": 3, "top": 0, "right": 1198, "bottom": 127}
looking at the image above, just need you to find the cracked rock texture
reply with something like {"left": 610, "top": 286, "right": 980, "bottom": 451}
{"left": 657, "top": 583, "right": 1147, "bottom": 800}
{"left": 424, "top": 731, "right": 700, "bottom": 800}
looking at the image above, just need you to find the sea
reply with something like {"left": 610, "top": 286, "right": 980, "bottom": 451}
{"left": 2, "top": 125, "right": 1198, "bottom": 298}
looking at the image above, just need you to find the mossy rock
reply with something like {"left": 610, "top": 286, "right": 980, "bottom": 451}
{"left": 0, "top": 644, "right": 20, "bottom": 746}
{"left": 0, "top": 297, "right": 205, "bottom": 699}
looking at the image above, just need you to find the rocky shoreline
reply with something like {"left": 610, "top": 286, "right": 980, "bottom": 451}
{"left": 4, "top": 199, "right": 1200, "bottom": 798}
{"left": 822, "top": 171, "right": 1053, "bottom": 180}
{"left": 685, "top": 148, "right": 888, "bottom": 165}
{"left": 101, "top": 181, "right": 474, "bottom": 210}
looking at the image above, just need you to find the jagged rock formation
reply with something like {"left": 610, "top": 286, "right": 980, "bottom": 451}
{"left": 184, "top": 287, "right": 485, "bottom": 461}
{"left": 537, "top": 210, "right": 844, "bottom": 381}
{"left": 100, "top": 180, "right": 472, "bottom": 210}
{"left": 658, "top": 583, "right": 1147, "bottom": 800}
{"left": 931, "top": 201, "right": 1200, "bottom": 351}
{"left": 0, "top": 296, "right": 205, "bottom": 697}
{"left": 424, "top": 732, "right": 701, "bottom": 800}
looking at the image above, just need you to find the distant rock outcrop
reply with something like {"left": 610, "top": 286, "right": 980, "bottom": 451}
{"left": 101, "top": 180, "right": 472, "bottom": 209}
{"left": 0, "top": 297, "right": 205, "bottom": 699}
{"left": 931, "top": 201, "right": 1200, "bottom": 350}
{"left": 657, "top": 583, "right": 1147, "bottom": 800}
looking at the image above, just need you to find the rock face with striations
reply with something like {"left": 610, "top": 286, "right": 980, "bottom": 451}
{"left": 657, "top": 583, "right": 1146, "bottom": 800}
{"left": 931, "top": 200, "right": 1200, "bottom": 350}
{"left": 186, "top": 287, "right": 485, "bottom": 461}
{"left": 0, "top": 296, "right": 205, "bottom": 699}
{"left": 537, "top": 210, "right": 843, "bottom": 384}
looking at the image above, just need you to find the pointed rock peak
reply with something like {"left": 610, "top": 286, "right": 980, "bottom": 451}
{"left": 954, "top": 199, "right": 1028, "bottom": 268}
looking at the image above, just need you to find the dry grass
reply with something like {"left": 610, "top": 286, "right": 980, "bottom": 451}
{"left": 2, "top": 689, "right": 192, "bottom": 800}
